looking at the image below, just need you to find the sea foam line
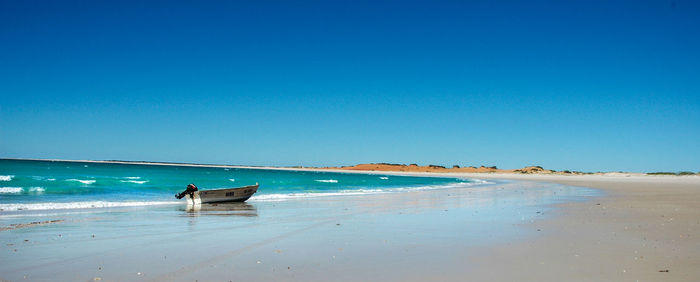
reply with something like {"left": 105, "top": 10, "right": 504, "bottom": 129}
{"left": 66, "top": 179, "right": 96, "bottom": 185}
{"left": 251, "top": 180, "right": 493, "bottom": 202}
{"left": 0, "top": 187, "right": 23, "bottom": 193}
{"left": 0, "top": 201, "right": 181, "bottom": 212}
{"left": 120, "top": 180, "right": 149, "bottom": 184}
{"left": 315, "top": 179, "right": 338, "bottom": 183}
{"left": 0, "top": 175, "right": 14, "bottom": 181}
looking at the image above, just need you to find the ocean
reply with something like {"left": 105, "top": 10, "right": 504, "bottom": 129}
{"left": 0, "top": 159, "right": 481, "bottom": 212}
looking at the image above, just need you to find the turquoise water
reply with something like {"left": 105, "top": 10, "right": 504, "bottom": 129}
{"left": 0, "top": 159, "right": 478, "bottom": 211}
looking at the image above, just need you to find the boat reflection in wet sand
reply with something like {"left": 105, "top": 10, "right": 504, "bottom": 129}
{"left": 181, "top": 183, "right": 259, "bottom": 205}
{"left": 183, "top": 202, "right": 258, "bottom": 216}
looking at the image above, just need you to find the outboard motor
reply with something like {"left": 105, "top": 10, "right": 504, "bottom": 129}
{"left": 175, "top": 184, "right": 199, "bottom": 199}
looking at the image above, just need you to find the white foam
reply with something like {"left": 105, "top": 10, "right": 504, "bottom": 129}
{"left": 251, "top": 192, "right": 372, "bottom": 202}
{"left": 0, "top": 201, "right": 181, "bottom": 211}
{"left": 379, "top": 176, "right": 389, "bottom": 180}
{"left": 229, "top": 178, "right": 236, "bottom": 182}
{"left": 123, "top": 176, "right": 141, "bottom": 180}
{"left": 251, "top": 180, "right": 493, "bottom": 202}
{"left": 120, "top": 180, "right": 149, "bottom": 184}
{"left": 66, "top": 179, "right": 96, "bottom": 185}
{"left": 47, "top": 178, "right": 56, "bottom": 181}
{"left": 0, "top": 175, "right": 14, "bottom": 181}
{"left": 315, "top": 179, "right": 338, "bottom": 183}
{"left": 29, "top": 187, "right": 45, "bottom": 192}
{"left": 0, "top": 187, "right": 23, "bottom": 193}
{"left": 461, "top": 178, "right": 494, "bottom": 185}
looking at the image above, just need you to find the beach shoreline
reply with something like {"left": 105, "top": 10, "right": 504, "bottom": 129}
{"left": 320, "top": 171, "right": 700, "bottom": 280}
{"left": 2, "top": 159, "right": 699, "bottom": 281}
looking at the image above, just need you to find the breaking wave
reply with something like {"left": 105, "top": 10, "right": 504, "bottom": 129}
{"left": 66, "top": 179, "right": 96, "bottom": 185}
{"left": 0, "top": 175, "right": 14, "bottom": 181}
{"left": 0, "top": 201, "right": 180, "bottom": 212}
{"left": 0, "top": 187, "right": 23, "bottom": 194}
{"left": 120, "top": 180, "right": 149, "bottom": 184}
{"left": 251, "top": 180, "right": 493, "bottom": 202}
{"left": 29, "top": 187, "right": 45, "bottom": 192}
{"left": 315, "top": 179, "right": 338, "bottom": 183}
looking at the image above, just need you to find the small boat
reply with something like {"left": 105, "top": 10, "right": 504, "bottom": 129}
{"left": 182, "top": 183, "right": 258, "bottom": 205}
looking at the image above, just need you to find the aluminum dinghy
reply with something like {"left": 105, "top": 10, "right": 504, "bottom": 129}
{"left": 183, "top": 183, "right": 258, "bottom": 205}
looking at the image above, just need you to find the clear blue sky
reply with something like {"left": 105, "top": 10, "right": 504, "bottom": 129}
{"left": 1, "top": 0, "right": 699, "bottom": 172}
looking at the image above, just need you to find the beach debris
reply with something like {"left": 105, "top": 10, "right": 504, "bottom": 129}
{"left": 0, "top": 219, "right": 65, "bottom": 232}
{"left": 137, "top": 272, "right": 142, "bottom": 276}
{"left": 92, "top": 277, "right": 102, "bottom": 281}
{"left": 659, "top": 269, "right": 669, "bottom": 272}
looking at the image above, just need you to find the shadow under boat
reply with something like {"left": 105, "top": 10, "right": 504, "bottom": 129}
{"left": 178, "top": 202, "right": 258, "bottom": 217}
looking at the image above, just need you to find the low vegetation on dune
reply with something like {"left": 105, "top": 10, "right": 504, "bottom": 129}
{"left": 647, "top": 171, "right": 699, "bottom": 176}
{"left": 323, "top": 163, "right": 697, "bottom": 176}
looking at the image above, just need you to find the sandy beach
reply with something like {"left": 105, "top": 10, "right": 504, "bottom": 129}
{"left": 441, "top": 173, "right": 700, "bottom": 281}
{"left": 2, "top": 163, "right": 699, "bottom": 281}
{"left": 308, "top": 171, "right": 700, "bottom": 281}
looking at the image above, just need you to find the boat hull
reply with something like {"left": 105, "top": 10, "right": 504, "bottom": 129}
{"left": 184, "top": 184, "right": 258, "bottom": 205}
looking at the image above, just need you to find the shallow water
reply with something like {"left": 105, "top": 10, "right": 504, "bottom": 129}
{"left": 0, "top": 174, "right": 601, "bottom": 281}
{"left": 0, "top": 159, "right": 477, "bottom": 212}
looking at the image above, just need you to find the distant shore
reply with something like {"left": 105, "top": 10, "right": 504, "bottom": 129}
{"left": 2, "top": 158, "right": 698, "bottom": 177}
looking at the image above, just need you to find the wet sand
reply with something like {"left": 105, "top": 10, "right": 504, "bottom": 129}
{"left": 1, "top": 179, "right": 595, "bottom": 281}
{"left": 458, "top": 174, "right": 700, "bottom": 281}
{"left": 339, "top": 172, "right": 700, "bottom": 281}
